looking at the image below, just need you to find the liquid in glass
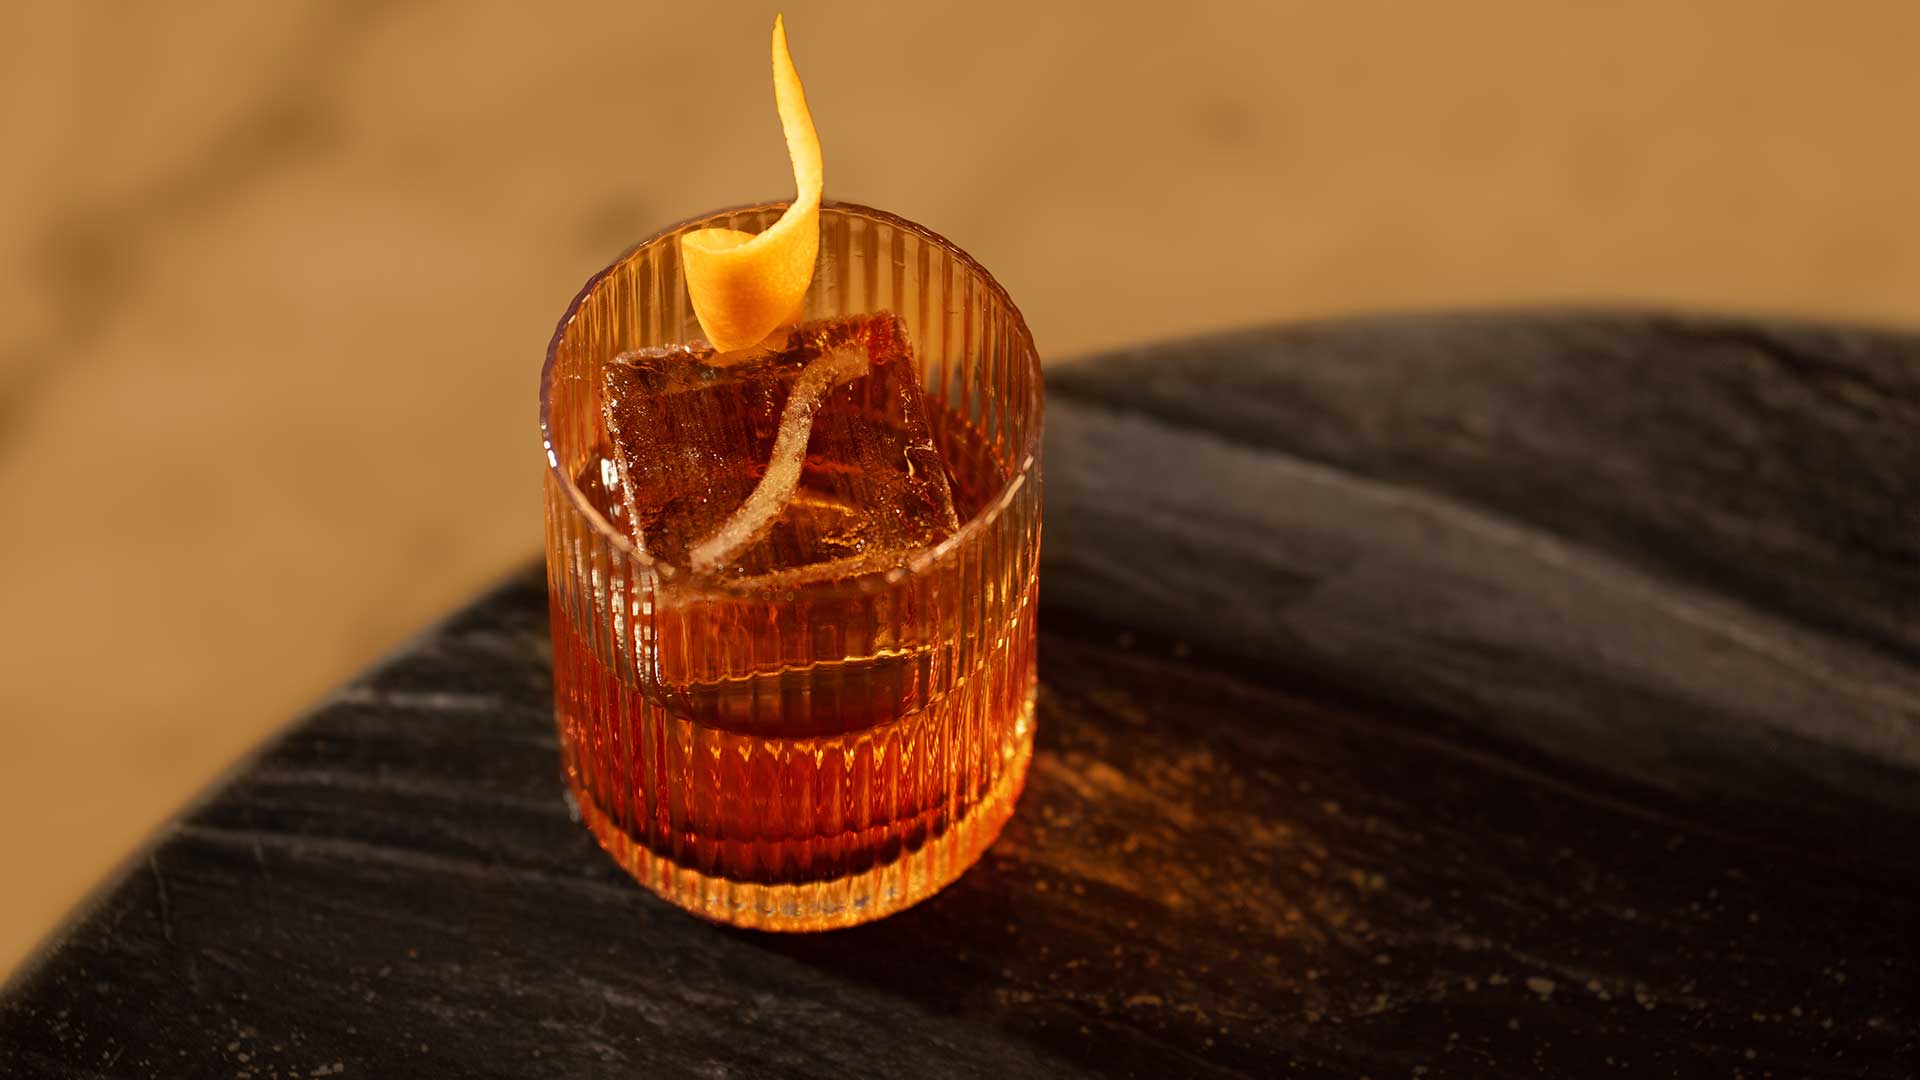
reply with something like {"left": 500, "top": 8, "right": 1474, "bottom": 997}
{"left": 541, "top": 205, "right": 1041, "bottom": 929}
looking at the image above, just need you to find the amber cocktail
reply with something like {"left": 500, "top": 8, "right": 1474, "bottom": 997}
{"left": 540, "top": 202, "right": 1041, "bottom": 929}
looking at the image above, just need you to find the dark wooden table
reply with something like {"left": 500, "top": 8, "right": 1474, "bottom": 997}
{"left": 5, "top": 312, "right": 1916, "bottom": 1078}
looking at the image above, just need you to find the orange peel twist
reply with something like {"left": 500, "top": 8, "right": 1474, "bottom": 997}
{"left": 680, "top": 14, "right": 822, "bottom": 353}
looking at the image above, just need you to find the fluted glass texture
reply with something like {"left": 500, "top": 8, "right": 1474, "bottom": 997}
{"left": 540, "top": 202, "right": 1041, "bottom": 930}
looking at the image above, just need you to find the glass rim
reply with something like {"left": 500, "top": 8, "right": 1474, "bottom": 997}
{"left": 540, "top": 198, "right": 1043, "bottom": 599}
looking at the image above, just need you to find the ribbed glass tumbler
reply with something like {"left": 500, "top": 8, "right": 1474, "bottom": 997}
{"left": 539, "top": 202, "right": 1042, "bottom": 930}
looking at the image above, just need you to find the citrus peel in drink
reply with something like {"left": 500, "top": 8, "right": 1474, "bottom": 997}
{"left": 689, "top": 345, "right": 869, "bottom": 574}
{"left": 681, "top": 15, "right": 822, "bottom": 353}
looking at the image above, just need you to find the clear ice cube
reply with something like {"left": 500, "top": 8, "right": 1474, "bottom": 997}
{"left": 602, "top": 313, "right": 960, "bottom": 580}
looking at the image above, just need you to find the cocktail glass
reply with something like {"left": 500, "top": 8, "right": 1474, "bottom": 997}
{"left": 540, "top": 201, "right": 1041, "bottom": 930}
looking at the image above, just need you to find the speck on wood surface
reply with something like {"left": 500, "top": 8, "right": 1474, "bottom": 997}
{"left": 3, "top": 312, "right": 1916, "bottom": 1078}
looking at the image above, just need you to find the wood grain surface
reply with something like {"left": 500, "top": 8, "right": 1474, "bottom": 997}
{"left": 4, "top": 314, "right": 1914, "bottom": 1077}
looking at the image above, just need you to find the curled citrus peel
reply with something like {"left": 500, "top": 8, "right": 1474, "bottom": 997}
{"left": 689, "top": 345, "right": 867, "bottom": 573}
{"left": 681, "top": 15, "right": 822, "bottom": 353}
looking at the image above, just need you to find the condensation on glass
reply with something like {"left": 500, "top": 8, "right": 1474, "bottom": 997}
{"left": 540, "top": 202, "right": 1042, "bottom": 930}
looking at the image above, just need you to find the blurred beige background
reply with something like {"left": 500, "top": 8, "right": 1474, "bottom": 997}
{"left": 2, "top": 0, "right": 1916, "bottom": 977}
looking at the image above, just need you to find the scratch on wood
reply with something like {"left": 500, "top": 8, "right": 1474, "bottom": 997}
{"left": 148, "top": 853, "right": 174, "bottom": 946}
{"left": 328, "top": 686, "right": 501, "bottom": 711}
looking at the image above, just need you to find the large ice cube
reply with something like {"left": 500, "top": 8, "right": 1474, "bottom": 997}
{"left": 602, "top": 313, "right": 960, "bottom": 580}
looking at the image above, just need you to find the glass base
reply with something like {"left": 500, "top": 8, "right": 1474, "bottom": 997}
{"left": 570, "top": 697, "right": 1034, "bottom": 931}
